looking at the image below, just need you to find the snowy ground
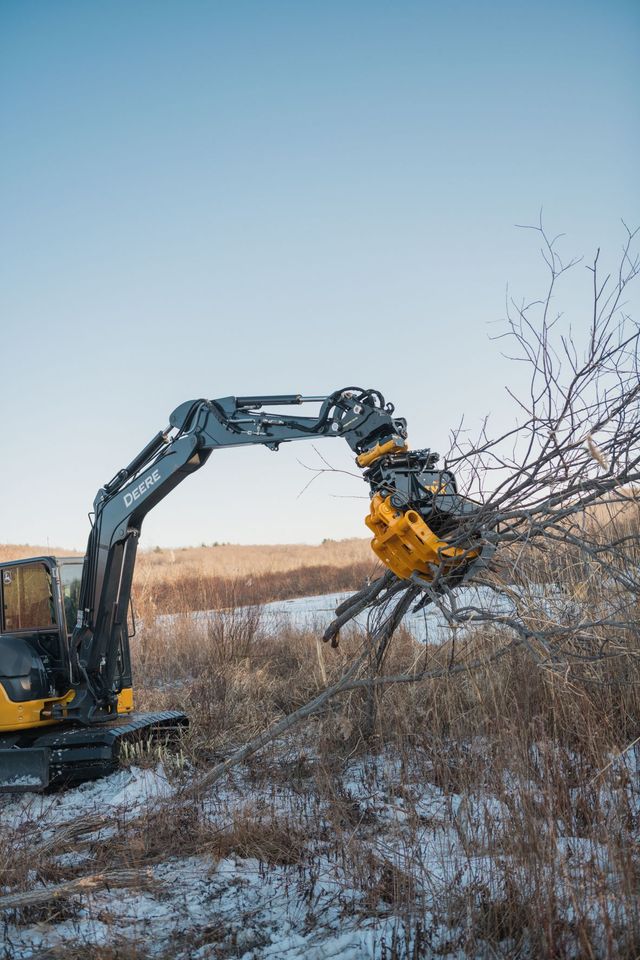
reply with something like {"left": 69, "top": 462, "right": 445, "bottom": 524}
{"left": 0, "top": 759, "right": 464, "bottom": 958}
{"left": 155, "top": 582, "right": 586, "bottom": 646}
{"left": 1, "top": 588, "right": 637, "bottom": 958}
{"left": 2, "top": 742, "right": 638, "bottom": 959}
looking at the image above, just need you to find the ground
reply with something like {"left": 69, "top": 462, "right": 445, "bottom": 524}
{"left": 1, "top": 591, "right": 639, "bottom": 959}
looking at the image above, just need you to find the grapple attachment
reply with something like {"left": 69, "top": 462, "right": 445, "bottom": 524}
{"left": 365, "top": 493, "right": 480, "bottom": 582}
{"left": 360, "top": 444, "right": 492, "bottom": 585}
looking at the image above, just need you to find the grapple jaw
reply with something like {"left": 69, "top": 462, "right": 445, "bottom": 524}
{"left": 361, "top": 445, "right": 492, "bottom": 585}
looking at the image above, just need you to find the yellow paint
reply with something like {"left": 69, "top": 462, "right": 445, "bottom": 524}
{"left": 0, "top": 685, "right": 133, "bottom": 733}
{"left": 117, "top": 686, "right": 134, "bottom": 713}
{"left": 0, "top": 686, "right": 75, "bottom": 733}
{"left": 357, "top": 438, "right": 408, "bottom": 468}
{"left": 423, "top": 481, "right": 448, "bottom": 496}
{"left": 365, "top": 494, "right": 478, "bottom": 582}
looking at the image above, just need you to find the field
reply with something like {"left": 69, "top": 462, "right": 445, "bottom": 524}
{"left": 1, "top": 539, "right": 639, "bottom": 958}
{"left": 0, "top": 540, "right": 377, "bottom": 613}
{"left": 0, "top": 539, "right": 371, "bottom": 571}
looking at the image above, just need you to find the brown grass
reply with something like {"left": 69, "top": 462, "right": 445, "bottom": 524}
{"left": 3, "top": 609, "right": 638, "bottom": 957}
{"left": 136, "top": 537, "right": 373, "bottom": 579}
{"left": 0, "top": 537, "right": 378, "bottom": 616}
{"left": 0, "top": 543, "right": 83, "bottom": 563}
{"left": 134, "top": 560, "right": 381, "bottom": 618}
{"left": 124, "top": 552, "right": 640, "bottom": 957}
{"left": 1, "top": 531, "right": 639, "bottom": 958}
{"left": 0, "top": 537, "right": 371, "bottom": 573}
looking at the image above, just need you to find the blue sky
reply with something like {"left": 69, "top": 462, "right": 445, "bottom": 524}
{"left": 1, "top": 0, "right": 638, "bottom": 549}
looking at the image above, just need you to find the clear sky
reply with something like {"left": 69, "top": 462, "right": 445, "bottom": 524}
{"left": 1, "top": 0, "right": 638, "bottom": 550}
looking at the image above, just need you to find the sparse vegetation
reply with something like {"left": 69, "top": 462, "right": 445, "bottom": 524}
{"left": 1, "top": 536, "right": 639, "bottom": 957}
{"left": 136, "top": 537, "right": 373, "bottom": 580}
{"left": 134, "top": 559, "right": 380, "bottom": 619}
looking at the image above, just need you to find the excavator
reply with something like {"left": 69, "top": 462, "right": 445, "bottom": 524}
{"left": 0, "top": 388, "right": 490, "bottom": 792}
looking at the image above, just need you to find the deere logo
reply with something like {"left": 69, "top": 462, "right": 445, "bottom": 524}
{"left": 123, "top": 469, "right": 162, "bottom": 508}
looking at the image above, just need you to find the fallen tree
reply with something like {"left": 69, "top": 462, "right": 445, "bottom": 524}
{"left": 324, "top": 219, "right": 640, "bottom": 684}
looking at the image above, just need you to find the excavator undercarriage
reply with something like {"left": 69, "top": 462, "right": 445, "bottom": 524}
{"left": 1, "top": 711, "right": 188, "bottom": 792}
{"left": 0, "top": 388, "right": 491, "bottom": 792}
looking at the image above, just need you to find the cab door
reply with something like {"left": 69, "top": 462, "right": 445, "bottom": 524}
{"left": 0, "top": 559, "right": 71, "bottom": 694}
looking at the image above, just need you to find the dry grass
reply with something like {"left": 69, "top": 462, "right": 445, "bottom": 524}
{"left": 0, "top": 537, "right": 379, "bottom": 617}
{"left": 136, "top": 537, "right": 373, "bottom": 579}
{"left": 116, "top": 585, "right": 640, "bottom": 956}
{"left": 134, "top": 560, "right": 381, "bottom": 619}
{"left": 0, "top": 537, "right": 371, "bottom": 573}
{"left": 1, "top": 535, "right": 639, "bottom": 958}
{"left": 3, "top": 609, "right": 639, "bottom": 957}
{"left": 0, "top": 543, "right": 83, "bottom": 563}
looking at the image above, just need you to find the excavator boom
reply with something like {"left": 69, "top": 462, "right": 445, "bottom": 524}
{"left": 0, "top": 387, "right": 489, "bottom": 791}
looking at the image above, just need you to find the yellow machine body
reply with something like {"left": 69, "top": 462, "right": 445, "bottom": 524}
{"left": 356, "top": 438, "right": 408, "bottom": 468}
{"left": 0, "top": 686, "right": 134, "bottom": 734}
{"left": 365, "top": 493, "right": 478, "bottom": 582}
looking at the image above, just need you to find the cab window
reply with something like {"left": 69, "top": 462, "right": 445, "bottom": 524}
{"left": 1, "top": 563, "right": 56, "bottom": 631}
{"left": 60, "top": 564, "right": 83, "bottom": 634}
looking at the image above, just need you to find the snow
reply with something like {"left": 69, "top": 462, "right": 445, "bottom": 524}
{"left": 0, "top": 757, "right": 459, "bottom": 958}
{"left": 0, "top": 764, "right": 173, "bottom": 832}
{"left": 0, "top": 774, "right": 43, "bottom": 788}
{"left": 156, "top": 584, "right": 515, "bottom": 644}
{"left": 1, "top": 587, "right": 638, "bottom": 958}
{"left": 3, "top": 744, "right": 638, "bottom": 958}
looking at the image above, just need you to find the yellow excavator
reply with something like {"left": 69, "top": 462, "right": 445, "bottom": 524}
{"left": 0, "top": 388, "right": 489, "bottom": 791}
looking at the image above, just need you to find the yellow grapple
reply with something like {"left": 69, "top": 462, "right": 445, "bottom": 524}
{"left": 365, "top": 493, "right": 479, "bottom": 582}
{"left": 356, "top": 438, "right": 408, "bottom": 468}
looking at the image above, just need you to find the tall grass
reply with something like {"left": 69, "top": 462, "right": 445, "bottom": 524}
{"left": 0, "top": 537, "right": 372, "bottom": 572}
{"left": 136, "top": 537, "right": 372, "bottom": 579}
{"left": 134, "top": 559, "right": 380, "bottom": 619}
{"left": 1, "top": 534, "right": 639, "bottom": 958}
{"left": 136, "top": 534, "right": 640, "bottom": 957}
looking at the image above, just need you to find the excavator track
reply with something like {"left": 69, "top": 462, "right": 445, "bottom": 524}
{"left": 0, "top": 711, "right": 188, "bottom": 792}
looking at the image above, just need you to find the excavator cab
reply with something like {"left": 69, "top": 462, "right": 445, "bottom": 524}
{"left": 0, "top": 557, "right": 74, "bottom": 790}
{"left": 0, "top": 558, "right": 73, "bottom": 704}
{"left": 0, "top": 557, "right": 144, "bottom": 792}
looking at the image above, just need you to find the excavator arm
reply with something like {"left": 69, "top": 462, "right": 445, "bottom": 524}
{"left": 0, "top": 386, "right": 491, "bottom": 792}
{"left": 67, "top": 387, "right": 487, "bottom": 724}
